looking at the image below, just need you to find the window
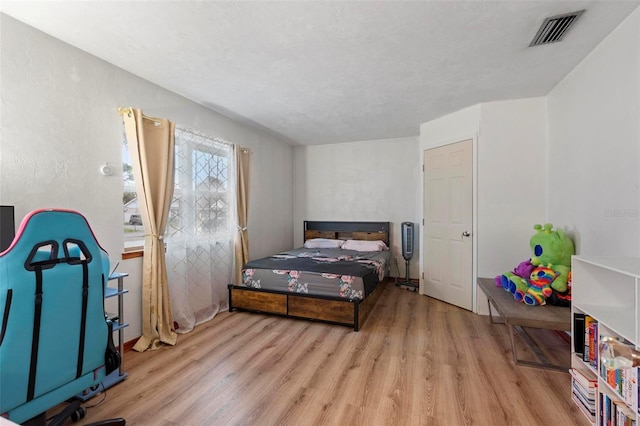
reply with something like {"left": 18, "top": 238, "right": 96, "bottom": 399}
{"left": 122, "top": 136, "right": 144, "bottom": 251}
{"left": 167, "top": 128, "right": 233, "bottom": 241}
{"left": 121, "top": 127, "right": 234, "bottom": 252}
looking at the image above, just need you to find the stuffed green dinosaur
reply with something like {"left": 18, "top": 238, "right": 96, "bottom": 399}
{"left": 529, "top": 223, "right": 574, "bottom": 293}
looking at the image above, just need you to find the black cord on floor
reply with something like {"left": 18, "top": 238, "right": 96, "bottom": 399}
{"left": 84, "top": 382, "right": 108, "bottom": 408}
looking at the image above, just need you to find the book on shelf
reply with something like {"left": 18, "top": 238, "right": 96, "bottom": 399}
{"left": 571, "top": 370, "right": 597, "bottom": 424}
{"left": 600, "top": 391, "right": 637, "bottom": 426}
{"left": 626, "top": 367, "right": 638, "bottom": 412}
{"left": 599, "top": 335, "right": 638, "bottom": 410}
{"left": 604, "top": 392, "right": 612, "bottom": 426}
{"left": 571, "top": 367, "right": 597, "bottom": 390}
{"left": 572, "top": 392, "right": 595, "bottom": 423}
{"left": 584, "top": 315, "right": 598, "bottom": 365}
{"left": 574, "top": 312, "right": 585, "bottom": 357}
{"left": 599, "top": 391, "right": 604, "bottom": 424}
{"left": 583, "top": 315, "right": 591, "bottom": 363}
{"left": 590, "top": 320, "right": 598, "bottom": 368}
{"left": 572, "top": 383, "right": 595, "bottom": 409}
{"left": 613, "top": 400, "right": 636, "bottom": 425}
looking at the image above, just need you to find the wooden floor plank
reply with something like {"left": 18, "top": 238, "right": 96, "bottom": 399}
{"left": 75, "top": 282, "right": 588, "bottom": 425}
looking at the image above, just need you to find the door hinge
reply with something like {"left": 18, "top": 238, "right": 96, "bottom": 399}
{"left": 422, "top": 164, "right": 424, "bottom": 172}
{"left": 422, "top": 218, "right": 424, "bottom": 225}
{"left": 421, "top": 272, "right": 424, "bottom": 279}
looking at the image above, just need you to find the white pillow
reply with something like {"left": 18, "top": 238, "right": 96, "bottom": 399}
{"left": 303, "top": 238, "right": 344, "bottom": 249}
{"left": 341, "top": 239, "right": 388, "bottom": 252}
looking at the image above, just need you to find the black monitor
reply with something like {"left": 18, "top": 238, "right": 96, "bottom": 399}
{"left": 0, "top": 205, "right": 15, "bottom": 252}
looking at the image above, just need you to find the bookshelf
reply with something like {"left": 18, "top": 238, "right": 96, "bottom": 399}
{"left": 571, "top": 256, "right": 640, "bottom": 425}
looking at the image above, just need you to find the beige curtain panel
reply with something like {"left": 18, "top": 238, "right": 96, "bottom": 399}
{"left": 120, "top": 107, "right": 178, "bottom": 351}
{"left": 234, "top": 146, "right": 251, "bottom": 284}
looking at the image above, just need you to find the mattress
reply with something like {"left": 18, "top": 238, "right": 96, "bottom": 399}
{"left": 241, "top": 247, "right": 391, "bottom": 301}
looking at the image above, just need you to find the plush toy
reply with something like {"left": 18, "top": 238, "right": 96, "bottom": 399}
{"left": 495, "top": 223, "right": 575, "bottom": 305}
{"left": 529, "top": 223, "right": 574, "bottom": 293}
{"left": 495, "top": 260, "right": 534, "bottom": 302}
{"left": 523, "top": 266, "right": 557, "bottom": 305}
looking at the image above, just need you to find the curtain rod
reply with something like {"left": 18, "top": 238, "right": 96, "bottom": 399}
{"left": 117, "top": 107, "right": 162, "bottom": 125}
{"left": 176, "top": 126, "right": 234, "bottom": 147}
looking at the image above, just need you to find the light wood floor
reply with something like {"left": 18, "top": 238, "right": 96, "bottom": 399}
{"left": 80, "top": 282, "right": 588, "bottom": 426}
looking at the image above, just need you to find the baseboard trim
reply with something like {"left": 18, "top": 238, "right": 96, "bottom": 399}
{"left": 392, "top": 277, "right": 419, "bottom": 284}
{"left": 124, "top": 338, "right": 138, "bottom": 352}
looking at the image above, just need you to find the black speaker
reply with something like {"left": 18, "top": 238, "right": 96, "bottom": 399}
{"left": 401, "top": 222, "right": 414, "bottom": 261}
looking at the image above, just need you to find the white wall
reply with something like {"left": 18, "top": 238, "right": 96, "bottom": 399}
{"left": 419, "top": 104, "right": 481, "bottom": 149}
{"left": 293, "top": 136, "right": 421, "bottom": 279}
{"left": 0, "top": 14, "right": 294, "bottom": 343}
{"left": 477, "top": 98, "right": 547, "bottom": 277}
{"left": 547, "top": 8, "right": 640, "bottom": 258}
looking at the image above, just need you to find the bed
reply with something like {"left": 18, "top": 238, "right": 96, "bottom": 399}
{"left": 228, "top": 221, "right": 391, "bottom": 331}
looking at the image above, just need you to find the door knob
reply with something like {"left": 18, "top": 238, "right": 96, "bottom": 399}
{"left": 462, "top": 231, "right": 471, "bottom": 237}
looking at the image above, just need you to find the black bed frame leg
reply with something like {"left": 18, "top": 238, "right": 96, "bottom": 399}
{"left": 227, "top": 284, "right": 234, "bottom": 312}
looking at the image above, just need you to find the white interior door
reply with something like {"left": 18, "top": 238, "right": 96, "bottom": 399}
{"left": 423, "top": 139, "right": 473, "bottom": 310}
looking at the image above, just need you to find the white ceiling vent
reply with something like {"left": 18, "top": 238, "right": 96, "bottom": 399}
{"left": 529, "top": 10, "right": 585, "bottom": 46}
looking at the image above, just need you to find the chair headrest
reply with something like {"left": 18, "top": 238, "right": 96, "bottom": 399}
{"left": 0, "top": 208, "right": 109, "bottom": 275}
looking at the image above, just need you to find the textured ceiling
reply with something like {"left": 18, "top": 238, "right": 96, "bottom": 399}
{"left": 2, "top": 1, "right": 639, "bottom": 145}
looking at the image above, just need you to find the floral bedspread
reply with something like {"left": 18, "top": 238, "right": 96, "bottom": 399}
{"left": 241, "top": 247, "right": 390, "bottom": 301}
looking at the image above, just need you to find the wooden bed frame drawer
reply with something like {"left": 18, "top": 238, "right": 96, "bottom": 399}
{"left": 232, "top": 288, "right": 287, "bottom": 315}
{"left": 288, "top": 296, "right": 354, "bottom": 324}
{"left": 229, "top": 281, "right": 387, "bottom": 331}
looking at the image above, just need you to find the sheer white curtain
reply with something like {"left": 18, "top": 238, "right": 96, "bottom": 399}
{"left": 165, "top": 127, "right": 235, "bottom": 334}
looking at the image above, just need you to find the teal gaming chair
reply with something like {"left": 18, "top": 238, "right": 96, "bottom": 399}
{"left": 0, "top": 209, "right": 125, "bottom": 425}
